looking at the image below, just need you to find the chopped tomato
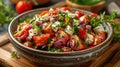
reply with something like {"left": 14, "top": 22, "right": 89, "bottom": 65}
{"left": 92, "top": 35, "right": 102, "bottom": 46}
{"left": 43, "top": 25, "right": 55, "bottom": 38}
{"left": 83, "top": 16, "right": 90, "bottom": 23}
{"left": 91, "top": 13, "right": 99, "bottom": 18}
{"left": 60, "top": 7, "right": 71, "bottom": 11}
{"left": 54, "top": 31, "right": 69, "bottom": 46}
{"left": 61, "top": 47, "right": 72, "bottom": 52}
{"left": 39, "top": 10, "right": 50, "bottom": 17}
{"left": 78, "top": 28, "right": 87, "bottom": 39}
{"left": 52, "top": 10, "right": 58, "bottom": 15}
{"left": 68, "top": 35, "right": 85, "bottom": 51}
{"left": 33, "top": 34, "right": 50, "bottom": 46}
{"left": 23, "top": 41, "right": 34, "bottom": 48}
{"left": 98, "top": 31, "right": 106, "bottom": 41}
{"left": 76, "top": 11, "right": 85, "bottom": 18}
{"left": 74, "top": 44, "right": 85, "bottom": 51}
{"left": 14, "top": 28, "right": 29, "bottom": 40}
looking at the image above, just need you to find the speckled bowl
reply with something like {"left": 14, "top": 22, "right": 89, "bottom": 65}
{"left": 8, "top": 8, "right": 113, "bottom": 66}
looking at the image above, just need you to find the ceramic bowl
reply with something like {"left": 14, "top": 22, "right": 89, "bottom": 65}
{"left": 8, "top": 8, "right": 113, "bottom": 66}
{"left": 66, "top": 0, "right": 106, "bottom": 13}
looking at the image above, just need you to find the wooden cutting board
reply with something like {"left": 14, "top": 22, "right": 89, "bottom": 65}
{"left": 0, "top": 1, "right": 120, "bottom": 67}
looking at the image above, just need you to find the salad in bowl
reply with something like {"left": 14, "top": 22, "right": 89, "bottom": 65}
{"left": 13, "top": 7, "right": 107, "bottom": 52}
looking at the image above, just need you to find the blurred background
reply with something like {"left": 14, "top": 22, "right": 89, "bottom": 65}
{"left": 0, "top": 0, "right": 120, "bottom": 35}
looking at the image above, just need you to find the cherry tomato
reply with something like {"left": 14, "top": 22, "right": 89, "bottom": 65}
{"left": 14, "top": 28, "right": 29, "bottom": 40}
{"left": 33, "top": 34, "right": 50, "bottom": 46}
{"left": 16, "top": 1, "right": 32, "bottom": 14}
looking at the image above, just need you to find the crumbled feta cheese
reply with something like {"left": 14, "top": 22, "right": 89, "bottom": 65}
{"left": 65, "top": 25, "right": 73, "bottom": 35}
{"left": 79, "top": 15, "right": 86, "bottom": 21}
{"left": 94, "top": 24, "right": 105, "bottom": 33}
{"left": 65, "top": 10, "right": 70, "bottom": 13}
{"left": 51, "top": 21, "right": 61, "bottom": 32}
{"left": 42, "top": 23, "right": 48, "bottom": 29}
{"left": 50, "top": 17, "right": 54, "bottom": 21}
{"left": 85, "top": 33, "right": 94, "bottom": 44}
{"left": 49, "top": 8, "right": 54, "bottom": 12}
{"left": 68, "top": 12, "right": 76, "bottom": 18}
{"left": 40, "top": 14, "right": 50, "bottom": 21}
{"left": 27, "top": 29, "right": 39, "bottom": 39}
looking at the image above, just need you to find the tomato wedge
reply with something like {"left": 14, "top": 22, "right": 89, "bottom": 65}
{"left": 14, "top": 28, "right": 29, "bottom": 40}
{"left": 76, "top": 11, "right": 85, "bottom": 19}
{"left": 92, "top": 35, "right": 102, "bottom": 46}
{"left": 60, "top": 7, "right": 71, "bottom": 11}
{"left": 78, "top": 28, "right": 87, "bottom": 39}
{"left": 39, "top": 10, "right": 50, "bottom": 17}
{"left": 52, "top": 10, "right": 58, "bottom": 15}
{"left": 91, "top": 13, "right": 99, "bottom": 18}
{"left": 33, "top": 34, "right": 50, "bottom": 46}
{"left": 23, "top": 41, "right": 34, "bottom": 48}
{"left": 98, "top": 31, "right": 106, "bottom": 41}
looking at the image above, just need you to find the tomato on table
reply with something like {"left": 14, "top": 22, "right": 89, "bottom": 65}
{"left": 16, "top": 1, "right": 32, "bottom": 14}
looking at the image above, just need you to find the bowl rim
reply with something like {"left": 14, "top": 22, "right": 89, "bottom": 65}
{"left": 8, "top": 7, "right": 113, "bottom": 55}
{"left": 66, "top": 0, "right": 106, "bottom": 7}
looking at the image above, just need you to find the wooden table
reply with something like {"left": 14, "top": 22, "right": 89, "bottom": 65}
{"left": 0, "top": 1, "right": 120, "bottom": 67}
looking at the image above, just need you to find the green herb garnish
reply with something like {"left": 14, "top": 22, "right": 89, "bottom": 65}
{"left": 0, "top": 0, "right": 15, "bottom": 26}
{"left": 11, "top": 51, "right": 20, "bottom": 59}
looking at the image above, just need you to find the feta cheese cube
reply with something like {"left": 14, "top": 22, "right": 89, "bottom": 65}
{"left": 65, "top": 25, "right": 73, "bottom": 35}
{"left": 79, "top": 15, "right": 86, "bottom": 21}
{"left": 85, "top": 33, "right": 94, "bottom": 44}
{"left": 40, "top": 14, "right": 50, "bottom": 21}
{"left": 27, "top": 29, "right": 39, "bottom": 39}
{"left": 94, "top": 24, "right": 105, "bottom": 33}
{"left": 51, "top": 21, "right": 61, "bottom": 32}
{"left": 68, "top": 12, "right": 76, "bottom": 18}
